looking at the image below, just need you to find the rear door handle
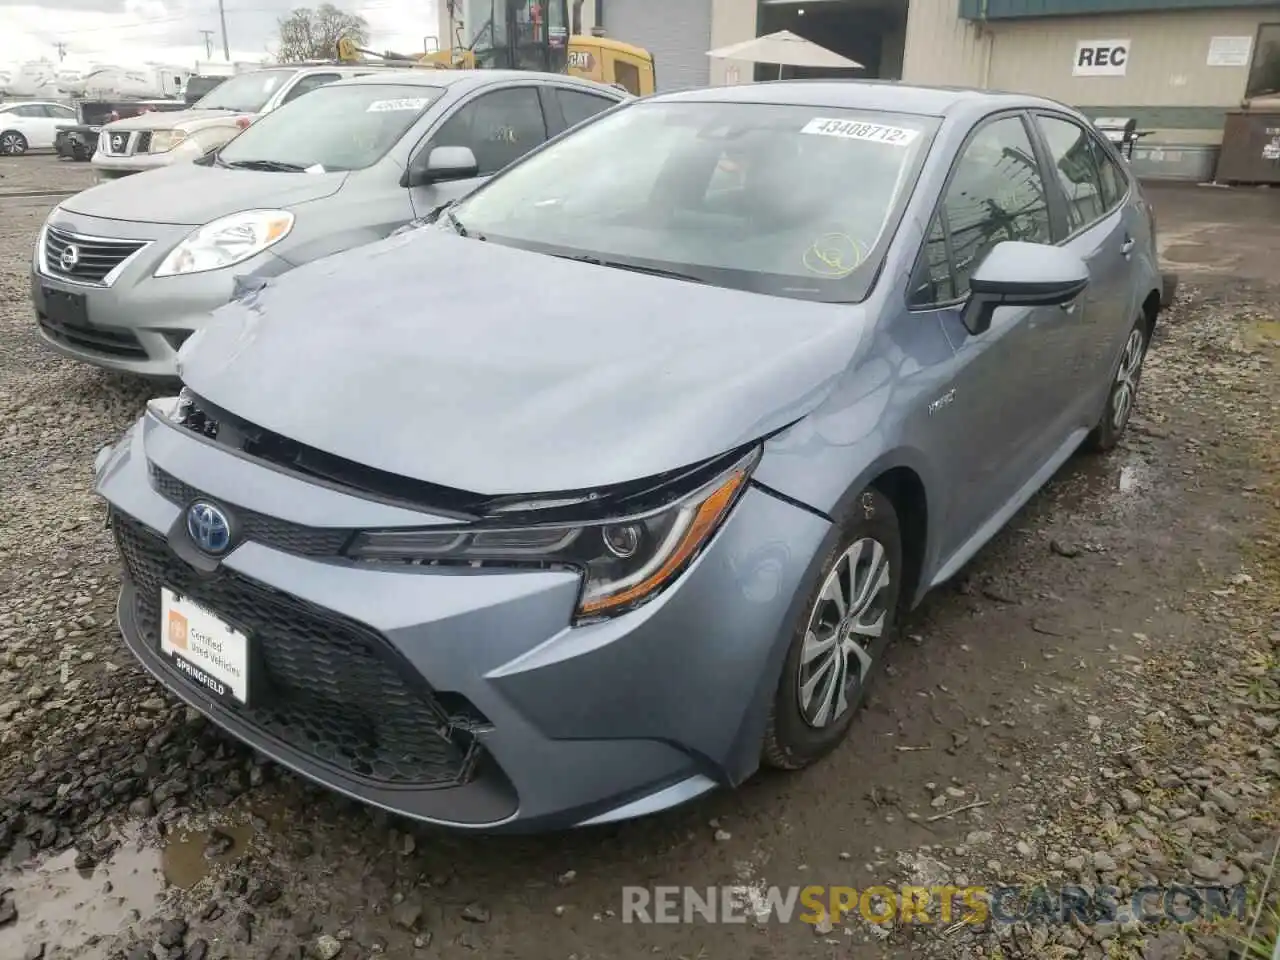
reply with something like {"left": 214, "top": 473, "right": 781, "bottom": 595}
{"left": 1121, "top": 237, "right": 1135, "bottom": 257}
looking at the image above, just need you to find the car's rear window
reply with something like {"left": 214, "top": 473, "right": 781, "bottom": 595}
{"left": 218, "top": 83, "right": 445, "bottom": 173}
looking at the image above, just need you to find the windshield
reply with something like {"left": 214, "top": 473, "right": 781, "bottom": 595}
{"left": 194, "top": 68, "right": 298, "bottom": 113}
{"left": 218, "top": 83, "right": 444, "bottom": 172}
{"left": 450, "top": 101, "right": 937, "bottom": 301}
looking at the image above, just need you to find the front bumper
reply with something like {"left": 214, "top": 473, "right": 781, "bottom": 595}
{"left": 30, "top": 208, "right": 294, "bottom": 378}
{"left": 96, "top": 408, "right": 830, "bottom": 831}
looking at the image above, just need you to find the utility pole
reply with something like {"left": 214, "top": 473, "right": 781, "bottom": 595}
{"left": 54, "top": 42, "right": 67, "bottom": 62}
{"left": 200, "top": 30, "right": 215, "bottom": 59}
{"left": 217, "top": 0, "right": 231, "bottom": 60}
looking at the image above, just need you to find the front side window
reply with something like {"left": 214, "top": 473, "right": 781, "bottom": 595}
{"left": 450, "top": 101, "right": 937, "bottom": 301}
{"left": 940, "top": 115, "right": 1051, "bottom": 298}
{"left": 1036, "top": 114, "right": 1105, "bottom": 234}
{"left": 195, "top": 69, "right": 299, "bottom": 113}
{"left": 1086, "top": 135, "right": 1129, "bottom": 211}
{"left": 427, "top": 87, "right": 548, "bottom": 175}
{"left": 218, "top": 82, "right": 444, "bottom": 172}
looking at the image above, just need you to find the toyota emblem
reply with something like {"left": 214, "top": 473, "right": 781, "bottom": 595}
{"left": 186, "top": 501, "right": 233, "bottom": 555}
{"left": 59, "top": 244, "right": 80, "bottom": 272}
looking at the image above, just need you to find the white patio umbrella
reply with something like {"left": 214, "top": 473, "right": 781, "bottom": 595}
{"left": 706, "top": 29, "right": 863, "bottom": 80}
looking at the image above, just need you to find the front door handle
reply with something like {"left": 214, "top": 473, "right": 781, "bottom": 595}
{"left": 1120, "top": 236, "right": 1135, "bottom": 258}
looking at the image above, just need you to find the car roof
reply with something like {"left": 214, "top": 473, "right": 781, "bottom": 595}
{"left": 653, "top": 79, "right": 1072, "bottom": 118}
{"left": 325, "top": 68, "right": 621, "bottom": 94}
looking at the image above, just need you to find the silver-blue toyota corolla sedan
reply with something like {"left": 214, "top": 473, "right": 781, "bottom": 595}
{"left": 94, "top": 80, "right": 1176, "bottom": 832}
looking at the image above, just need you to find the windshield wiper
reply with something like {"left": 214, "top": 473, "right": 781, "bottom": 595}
{"left": 556, "top": 254, "right": 706, "bottom": 284}
{"left": 223, "top": 159, "right": 310, "bottom": 172}
{"left": 445, "top": 208, "right": 485, "bottom": 241}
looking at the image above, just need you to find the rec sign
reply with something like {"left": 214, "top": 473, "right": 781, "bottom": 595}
{"left": 1073, "top": 39, "right": 1131, "bottom": 76}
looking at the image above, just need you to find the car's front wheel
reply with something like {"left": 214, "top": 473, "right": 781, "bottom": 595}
{"left": 0, "top": 131, "right": 28, "bottom": 156}
{"left": 1086, "top": 314, "right": 1149, "bottom": 452}
{"left": 762, "top": 488, "right": 903, "bottom": 770}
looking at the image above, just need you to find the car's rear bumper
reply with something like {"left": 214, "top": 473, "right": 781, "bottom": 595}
{"left": 96, "top": 405, "right": 830, "bottom": 831}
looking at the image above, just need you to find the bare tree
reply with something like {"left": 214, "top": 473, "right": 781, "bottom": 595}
{"left": 276, "top": 4, "right": 369, "bottom": 62}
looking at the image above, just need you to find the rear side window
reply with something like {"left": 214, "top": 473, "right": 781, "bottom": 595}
{"left": 281, "top": 73, "right": 341, "bottom": 105}
{"left": 1036, "top": 114, "right": 1106, "bottom": 234}
{"left": 427, "top": 87, "right": 548, "bottom": 176}
{"left": 556, "top": 88, "right": 616, "bottom": 129}
{"left": 911, "top": 114, "right": 1051, "bottom": 306}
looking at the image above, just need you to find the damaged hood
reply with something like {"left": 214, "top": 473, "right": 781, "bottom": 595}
{"left": 178, "top": 229, "right": 869, "bottom": 495}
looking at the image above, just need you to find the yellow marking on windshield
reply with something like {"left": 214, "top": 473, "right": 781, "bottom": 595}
{"left": 803, "top": 233, "right": 867, "bottom": 279}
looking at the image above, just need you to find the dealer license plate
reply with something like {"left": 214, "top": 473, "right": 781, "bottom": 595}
{"left": 160, "top": 588, "right": 249, "bottom": 704}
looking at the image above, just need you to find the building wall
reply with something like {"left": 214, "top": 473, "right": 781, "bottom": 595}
{"left": 983, "top": 7, "right": 1277, "bottom": 142}
{"left": 902, "top": 0, "right": 992, "bottom": 87}
{"left": 604, "top": 0, "right": 714, "bottom": 90}
{"left": 708, "top": 0, "right": 758, "bottom": 86}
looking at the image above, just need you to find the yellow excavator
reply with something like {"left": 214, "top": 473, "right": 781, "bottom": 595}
{"left": 336, "top": 0, "right": 655, "bottom": 96}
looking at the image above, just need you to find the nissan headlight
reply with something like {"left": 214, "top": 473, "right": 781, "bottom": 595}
{"left": 34, "top": 204, "right": 61, "bottom": 269}
{"left": 148, "top": 129, "right": 188, "bottom": 153}
{"left": 154, "top": 210, "right": 294, "bottom": 278}
{"left": 349, "top": 449, "right": 759, "bottom": 621}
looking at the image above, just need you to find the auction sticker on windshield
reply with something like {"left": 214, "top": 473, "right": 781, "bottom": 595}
{"left": 367, "top": 98, "right": 432, "bottom": 112}
{"left": 800, "top": 118, "right": 920, "bottom": 146}
{"left": 160, "top": 588, "right": 249, "bottom": 703}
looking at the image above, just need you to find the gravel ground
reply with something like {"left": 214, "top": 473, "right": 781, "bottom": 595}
{"left": 2, "top": 154, "right": 1279, "bottom": 960}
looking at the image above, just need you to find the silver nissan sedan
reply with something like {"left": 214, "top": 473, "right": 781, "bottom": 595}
{"left": 94, "top": 80, "right": 1175, "bottom": 832}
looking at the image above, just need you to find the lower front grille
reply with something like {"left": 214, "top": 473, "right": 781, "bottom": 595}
{"left": 111, "top": 510, "right": 478, "bottom": 787}
{"left": 37, "top": 312, "right": 147, "bottom": 358}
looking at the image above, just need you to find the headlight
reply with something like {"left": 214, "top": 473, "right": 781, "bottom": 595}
{"left": 154, "top": 210, "right": 294, "bottom": 278}
{"left": 349, "top": 449, "right": 759, "bottom": 621}
{"left": 149, "top": 129, "right": 188, "bottom": 153}
{"left": 34, "top": 205, "right": 60, "bottom": 268}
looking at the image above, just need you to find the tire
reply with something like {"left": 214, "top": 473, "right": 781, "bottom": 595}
{"left": 762, "top": 487, "right": 903, "bottom": 770}
{"left": 0, "top": 131, "right": 28, "bottom": 156}
{"left": 1085, "top": 313, "right": 1148, "bottom": 453}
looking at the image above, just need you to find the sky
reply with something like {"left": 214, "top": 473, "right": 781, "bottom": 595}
{"left": 0, "top": 0, "right": 440, "bottom": 69}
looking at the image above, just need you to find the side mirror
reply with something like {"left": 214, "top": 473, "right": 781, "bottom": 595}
{"left": 961, "top": 241, "right": 1089, "bottom": 336}
{"left": 404, "top": 145, "right": 479, "bottom": 188}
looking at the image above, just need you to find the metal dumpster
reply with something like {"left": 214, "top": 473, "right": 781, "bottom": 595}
{"left": 1216, "top": 107, "right": 1280, "bottom": 184}
{"left": 1129, "top": 143, "right": 1221, "bottom": 182}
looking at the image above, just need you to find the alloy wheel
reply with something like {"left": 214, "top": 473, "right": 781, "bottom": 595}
{"left": 1111, "top": 327, "right": 1146, "bottom": 431}
{"left": 796, "top": 537, "right": 891, "bottom": 728}
{"left": 0, "top": 133, "right": 26, "bottom": 156}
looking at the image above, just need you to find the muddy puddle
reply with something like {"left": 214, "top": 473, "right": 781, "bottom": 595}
{"left": 0, "top": 817, "right": 255, "bottom": 958}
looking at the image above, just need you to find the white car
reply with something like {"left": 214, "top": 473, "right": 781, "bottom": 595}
{"left": 0, "top": 100, "right": 78, "bottom": 155}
